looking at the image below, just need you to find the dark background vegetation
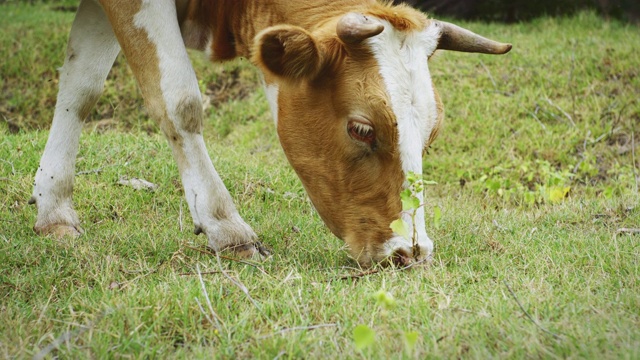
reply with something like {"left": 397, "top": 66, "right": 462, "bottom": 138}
{"left": 3, "top": 0, "right": 639, "bottom": 23}
{"left": 396, "top": 0, "right": 639, "bottom": 23}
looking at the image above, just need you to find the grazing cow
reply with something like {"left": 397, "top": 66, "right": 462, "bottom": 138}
{"left": 29, "top": 0, "right": 511, "bottom": 266}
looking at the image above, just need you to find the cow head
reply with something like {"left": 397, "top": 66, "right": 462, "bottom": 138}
{"left": 252, "top": 5, "right": 511, "bottom": 266}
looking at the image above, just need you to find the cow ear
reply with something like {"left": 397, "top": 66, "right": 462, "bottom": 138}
{"left": 252, "top": 25, "right": 322, "bottom": 81}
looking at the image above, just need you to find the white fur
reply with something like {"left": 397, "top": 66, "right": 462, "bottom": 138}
{"left": 264, "top": 82, "right": 280, "bottom": 126}
{"left": 368, "top": 20, "right": 441, "bottom": 257}
{"left": 32, "top": 0, "right": 120, "bottom": 232}
{"left": 204, "top": 34, "right": 215, "bottom": 61}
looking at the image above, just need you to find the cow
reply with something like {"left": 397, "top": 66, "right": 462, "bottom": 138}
{"left": 29, "top": 0, "right": 511, "bottom": 266}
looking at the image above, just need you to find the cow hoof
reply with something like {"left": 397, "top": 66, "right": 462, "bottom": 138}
{"left": 34, "top": 223, "right": 84, "bottom": 238}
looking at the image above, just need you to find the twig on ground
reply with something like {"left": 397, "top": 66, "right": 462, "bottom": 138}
{"left": 33, "top": 309, "right": 109, "bottom": 360}
{"left": 214, "top": 254, "right": 266, "bottom": 318}
{"left": 76, "top": 163, "right": 122, "bottom": 176}
{"left": 529, "top": 110, "right": 547, "bottom": 131}
{"left": 117, "top": 260, "right": 166, "bottom": 290}
{"left": 180, "top": 270, "right": 221, "bottom": 276}
{"left": 182, "top": 243, "right": 267, "bottom": 274}
{"left": 545, "top": 96, "right": 576, "bottom": 127}
{"left": 396, "top": 257, "right": 431, "bottom": 271}
{"left": 480, "top": 61, "right": 498, "bottom": 92}
{"left": 337, "top": 258, "right": 430, "bottom": 281}
{"left": 195, "top": 264, "right": 224, "bottom": 333}
{"left": 339, "top": 268, "right": 380, "bottom": 280}
{"left": 503, "top": 280, "right": 562, "bottom": 340}
{"left": 76, "top": 168, "right": 104, "bottom": 176}
{"left": 255, "top": 323, "right": 337, "bottom": 340}
{"left": 615, "top": 228, "right": 640, "bottom": 236}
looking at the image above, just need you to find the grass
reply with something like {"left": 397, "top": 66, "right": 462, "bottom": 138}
{"left": 1, "top": 2, "right": 639, "bottom": 359}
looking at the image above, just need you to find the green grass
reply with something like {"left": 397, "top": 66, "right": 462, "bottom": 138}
{"left": 1, "top": 2, "right": 639, "bottom": 359}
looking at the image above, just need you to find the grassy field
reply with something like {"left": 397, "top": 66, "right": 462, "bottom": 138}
{"left": 1, "top": 2, "right": 639, "bottom": 359}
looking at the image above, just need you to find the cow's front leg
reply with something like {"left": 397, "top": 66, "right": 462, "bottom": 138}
{"left": 100, "top": 0, "right": 262, "bottom": 258}
{"left": 31, "top": 0, "right": 120, "bottom": 237}
{"left": 174, "top": 131, "right": 261, "bottom": 257}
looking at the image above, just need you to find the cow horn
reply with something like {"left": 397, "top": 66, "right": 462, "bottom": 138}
{"left": 337, "top": 13, "right": 384, "bottom": 44}
{"left": 434, "top": 21, "right": 512, "bottom": 54}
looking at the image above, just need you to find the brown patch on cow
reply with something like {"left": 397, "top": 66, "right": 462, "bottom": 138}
{"left": 99, "top": 0, "right": 209, "bottom": 151}
{"left": 99, "top": 1, "right": 165, "bottom": 118}
{"left": 175, "top": 95, "right": 204, "bottom": 134}
{"left": 77, "top": 91, "right": 102, "bottom": 122}
{"left": 160, "top": 120, "right": 184, "bottom": 149}
{"left": 427, "top": 86, "right": 445, "bottom": 148}
{"left": 365, "top": 2, "right": 428, "bottom": 31}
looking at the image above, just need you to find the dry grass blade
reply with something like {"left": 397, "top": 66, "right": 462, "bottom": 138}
{"left": 214, "top": 254, "right": 269, "bottom": 321}
{"left": 195, "top": 264, "right": 224, "bottom": 334}
{"left": 545, "top": 96, "right": 576, "bottom": 127}
{"left": 615, "top": 228, "right": 640, "bottom": 236}
{"left": 35, "top": 286, "right": 56, "bottom": 325}
{"left": 504, "top": 281, "right": 563, "bottom": 340}
{"left": 480, "top": 60, "right": 498, "bottom": 92}
{"left": 180, "top": 270, "right": 221, "bottom": 276}
{"left": 33, "top": 309, "right": 109, "bottom": 360}
{"left": 117, "top": 260, "right": 167, "bottom": 290}
{"left": 0, "top": 159, "right": 15, "bottom": 175}
{"left": 337, "top": 258, "right": 430, "bottom": 281}
{"left": 256, "top": 323, "right": 337, "bottom": 340}
{"left": 182, "top": 243, "right": 268, "bottom": 274}
{"left": 338, "top": 268, "right": 380, "bottom": 280}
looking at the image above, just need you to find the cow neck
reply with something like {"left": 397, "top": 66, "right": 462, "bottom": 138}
{"left": 178, "top": 0, "right": 378, "bottom": 61}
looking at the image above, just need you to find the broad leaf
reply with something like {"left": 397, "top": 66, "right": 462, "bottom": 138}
{"left": 548, "top": 186, "right": 570, "bottom": 203}
{"left": 390, "top": 219, "right": 409, "bottom": 240}
{"left": 404, "top": 331, "right": 419, "bottom": 351}
{"left": 353, "top": 325, "right": 376, "bottom": 350}
{"left": 373, "top": 290, "right": 397, "bottom": 310}
{"left": 402, "top": 195, "right": 420, "bottom": 211}
{"left": 433, "top": 205, "right": 442, "bottom": 229}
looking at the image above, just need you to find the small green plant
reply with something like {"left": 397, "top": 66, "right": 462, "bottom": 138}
{"left": 353, "top": 290, "right": 420, "bottom": 356}
{"left": 390, "top": 171, "right": 437, "bottom": 259}
{"left": 352, "top": 324, "right": 376, "bottom": 351}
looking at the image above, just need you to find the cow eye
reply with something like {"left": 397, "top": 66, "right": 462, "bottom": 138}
{"left": 347, "top": 118, "right": 375, "bottom": 146}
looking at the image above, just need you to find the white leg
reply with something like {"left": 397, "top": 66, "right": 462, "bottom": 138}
{"left": 30, "top": 0, "right": 120, "bottom": 237}
{"left": 101, "top": 0, "right": 262, "bottom": 257}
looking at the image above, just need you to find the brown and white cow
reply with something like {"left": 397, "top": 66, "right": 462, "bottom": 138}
{"left": 29, "top": 0, "right": 511, "bottom": 266}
